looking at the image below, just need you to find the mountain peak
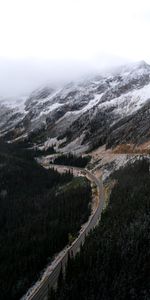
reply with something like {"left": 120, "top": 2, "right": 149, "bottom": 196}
{"left": 128, "top": 60, "right": 150, "bottom": 70}
{"left": 139, "top": 59, "right": 148, "bottom": 65}
{"left": 1, "top": 60, "right": 150, "bottom": 153}
{"left": 133, "top": 60, "right": 149, "bottom": 68}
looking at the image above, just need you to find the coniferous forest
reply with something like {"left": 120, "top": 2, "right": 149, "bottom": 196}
{"left": 0, "top": 142, "right": 92, "bottom": 300}
{"left": 51, "top": 159, "right": 150, "bottom": 300}
{"left": 53, "top": 153, "right": 91, "bottom": 168}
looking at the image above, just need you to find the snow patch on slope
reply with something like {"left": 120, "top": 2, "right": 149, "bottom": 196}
{"left": 36, "top": 102, "right": 64, "bottom": 119}
{"left": 99, "top": 82, "right": 150, "bottom": 119}
{"left": 0, "top": 97, "right": 27, "bottom": 113}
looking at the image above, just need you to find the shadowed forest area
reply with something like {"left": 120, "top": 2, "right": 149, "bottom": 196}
{"left": 0, "top": 142, "right": 92, "bottom": 300}
{"left": 53, "top": 153, "right": 91, "bottom": 168}
{"left": 50, "top": 159, "right": 150, "bottom": 300}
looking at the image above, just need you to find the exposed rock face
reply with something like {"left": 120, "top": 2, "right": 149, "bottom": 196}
{"left": 1, "top": 61, "right": 150, "bottom": 152}
{"left": 0, "top": 103, "right": 24, "bottom": 137}
{"left": 107, "top": 101, "right": 150, "bottom": 148}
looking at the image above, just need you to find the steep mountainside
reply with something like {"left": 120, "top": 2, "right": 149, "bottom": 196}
{"left": 0, "top": 97, "right": 26, "bottom": 137}
{"left": 1, "top": 61, "right": 150, "bottom": 153}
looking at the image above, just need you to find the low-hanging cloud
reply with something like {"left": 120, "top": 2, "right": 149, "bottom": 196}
{"left": 0, "top": 55, "right": 130, "bottom": 97}
{"left": 0, "top": 0, "right": 150, "bottom": 97}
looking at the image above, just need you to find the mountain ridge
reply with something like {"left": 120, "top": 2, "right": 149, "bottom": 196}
{"left": 1, "top": 60, "right": 150, "bottom": 153}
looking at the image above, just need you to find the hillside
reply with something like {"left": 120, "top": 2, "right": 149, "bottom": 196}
{"left": 1, "top": 61, "right": 150, "bottom": 153}
{"left": 51, "top": 159, "right": 150, "bottom": 300}
{"left": 0, "top": 142, "right": 92, "bottom": 300}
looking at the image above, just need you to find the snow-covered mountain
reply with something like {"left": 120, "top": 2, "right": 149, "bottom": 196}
{"left": 0, "top": 97, "right": 26, "bottom": 137}
{"left": 1, "top": 60, "right": 150, "bottom": 153}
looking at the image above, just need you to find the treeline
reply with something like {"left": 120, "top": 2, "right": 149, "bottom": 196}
{"left": 33, "top": 145, "right": 55, "bottom": 156}
{"left": 4, "top": 139, "right": 56, "bottom": 157}
{"left": 0, "top": 142, "right": 92, "bottom": 300}
{"left": 50, "top": 159, "right": 150, "bottom": 300}
{"left": 53, "top": 153, "right": 91, "bottom": 168}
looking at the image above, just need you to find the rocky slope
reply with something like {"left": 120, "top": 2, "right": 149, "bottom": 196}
{"left": 0, "top": 97, "right": 26, "bottom": 137}
{"left": 1, "top": 60, "right": 150, "bottom": 153}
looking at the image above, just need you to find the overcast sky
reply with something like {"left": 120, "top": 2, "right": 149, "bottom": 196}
{"left": 0, "top": 0, "right": 150, "bottom": 97}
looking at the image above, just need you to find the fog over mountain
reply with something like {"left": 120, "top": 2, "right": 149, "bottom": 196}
{"left": 0, "top": 0, "right": 150, "bottom": 97}
{"left": 0, "top": 55, "right": 130, "bottom": 98}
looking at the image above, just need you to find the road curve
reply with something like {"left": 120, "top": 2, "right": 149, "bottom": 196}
{"left": 21, "top": 165, "right": 104, "bottom": 300}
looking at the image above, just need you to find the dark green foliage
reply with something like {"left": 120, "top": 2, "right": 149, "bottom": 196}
{"left": 0, "top": 142, "right": 91, "bottom": 300}
{"left": 52, "top": 159, "right": 150, "bottom": 300}
{"left": 53, "top": 153, "right": 91, "bottom": 168}
{"left": 6, "top": 139, "right": 56, "bottom": 157}
{"left": 33, "top": 145, "right": 56, "bottom": 156}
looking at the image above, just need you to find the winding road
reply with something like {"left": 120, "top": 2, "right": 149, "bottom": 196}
{"left": 21, "top": 165, "right": 104, "bottom": 300}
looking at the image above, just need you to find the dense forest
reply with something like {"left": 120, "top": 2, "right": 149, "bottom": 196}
{"left": 53, "top": 153, "right": 91, "bottom": 168}
{"left": 0, "top": 142, "right": 92, "bottom": 300}
{"left": 3, "top": 139, "right": 56, "bottom": 156}
{"left": 51, "top": 159, "right": 150, "bottom": 300}
{"left": 32, "top": 145, "right": 56, "bottom": 156}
